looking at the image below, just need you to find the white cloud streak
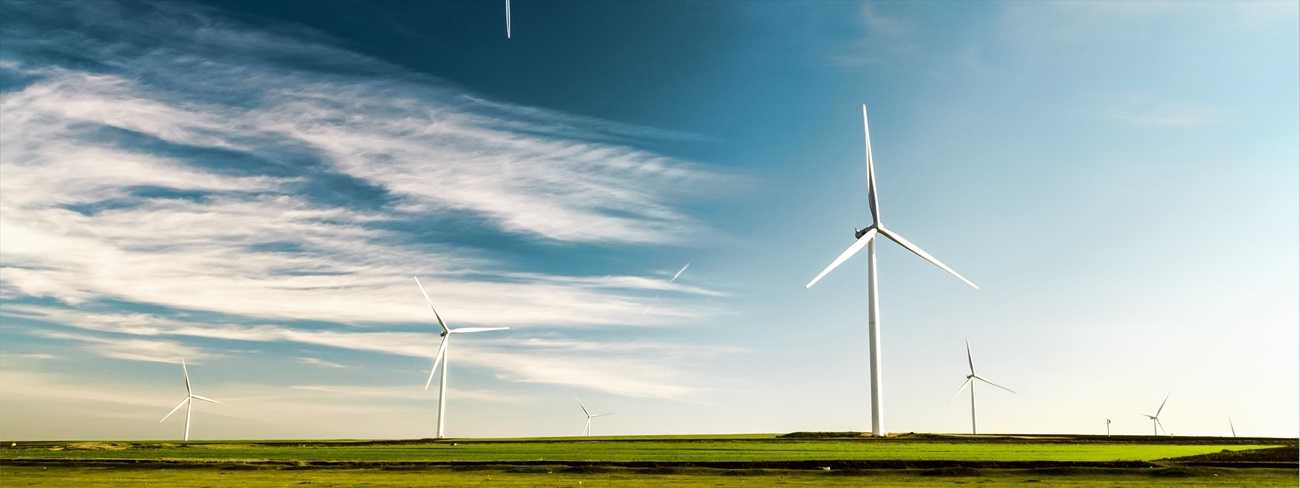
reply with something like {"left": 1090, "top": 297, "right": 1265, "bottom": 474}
{"left": 5, "top": 304, "right": 731, "bottom": 400}
{"left": 0, "top": 0, "right": 731, "bottom": 329}
{"left": 0, "top": 0, "right": 736, "bottom": 406}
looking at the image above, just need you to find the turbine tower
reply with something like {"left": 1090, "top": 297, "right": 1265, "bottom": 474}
{"left": 947, "top": 335, "right": 1015, "bottom": 434}
{"left": 806, "top": 105, "right": 978, "bottom": 437}
{"left": 160, "top": 358, "right": 221, "bottom": 441}
{"left": 1136, "top": 393, "right": 1171, "bottom": 436}
{"left": 415, "top": 277, "right": 509, "bottom": 439}
{"left": 576, "top": 397, "right": 613, "bottom": 437}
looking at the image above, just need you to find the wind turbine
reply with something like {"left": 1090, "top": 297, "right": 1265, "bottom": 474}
{"left": 415, "top": 277, "right": 508, "bottom": 439}
{"left": 159, "top": 358, "right": 221, "bottom": 441}
{"left": 642, "top": 262, "right": 690, "bottom": 315}
{"left": 1136, "top": 393, "right": 1170, "bottom": 436}
{"left": 805, "top": 104, "right": 978, "bottom": 437}
{"left": 576, "top": 397, "right": 613, "bottom": 437}
{"left": 947, "top": 335, "right": 1015, "bottom": 434}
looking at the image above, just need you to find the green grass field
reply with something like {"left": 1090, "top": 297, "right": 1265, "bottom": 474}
{"left": 4, "top": 465, "right": 1299, "bottom": 487}
{"left": 3, "top": 435, "right": 1295, "bottom": 487}
{"left": 3, "top": 440, "right": 1269, "bottom": 463}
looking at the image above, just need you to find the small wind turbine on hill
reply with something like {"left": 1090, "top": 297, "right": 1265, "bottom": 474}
{"left": 160, "top": 358, "right": 221, "bottom": 441}
{"left": 805, "top": 104, "right": 978, "bottom": 437}
{"left": 576, "top": 397, "right": 613, "bottom": 437}
{"left": 415, "top": 277, "right": 509, "bottom": 439}
{"left": 948, "top": 335, "right": 1015, "bottom": 434}
{"left": 1136, "top": 393, "right": 1171, "bottom": 436}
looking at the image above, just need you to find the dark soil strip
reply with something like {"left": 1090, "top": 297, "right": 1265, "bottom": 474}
{"left": 0, "top": 458, "right": 1180, "bottom": 471}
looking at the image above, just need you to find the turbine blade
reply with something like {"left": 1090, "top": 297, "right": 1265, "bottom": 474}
{"left": 877, "top": 227, "right": 978, "bottom": 289}
{"left": 964, "top": 334, "right": 974, "bottom": 375}
{"left": 1156, "top": 418, "right": 1167, "bottom": 435}
{"left": 576, "top": 396, "right": 590, "bottom": 416}
{"left": 1155, "top": 393, "right": 1170, "bottom": 417}
{"left": 805, "top": 227, "right": 876, "bottom": 289}
{"left": 182, "top": 358, "right": 191, "bottom": 396}
{"left": 414, "top": 277, "right": 451, "bottom": 333}
{"left": 670, "top": 262, "right": 690, "bottom": 282}
{"left": 973, "top": 374, "right": 1016, "bottom": 394}
{"left": 161, "top": 398, "right": 188, "bottom": 422}
{"left": 505, "top": 0, "right": 511, "bottom": 39}
{"left": 191, "top": 394, "right": 222, "bottom": 404}
{"left": 1229, "top": 417, "right": 1236, "bottom": 437}
{"left": 947, "top": 378, "right": 973, "bottom": 403}
{"left": 594, "top": 413, "right": 614, "bottom": 417}
{"left": 449, "top": 327, "right": 510, "bottom": 334}
{"left": 863, "top": 104, "right": 881, "bottom": 226}
{"left": 425, "top": 335, "right": 449, "bottom": 391}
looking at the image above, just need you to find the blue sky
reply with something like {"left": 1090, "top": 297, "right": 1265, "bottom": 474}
{"left": 1, "top": 0, "right": 1296, "bottom": 440}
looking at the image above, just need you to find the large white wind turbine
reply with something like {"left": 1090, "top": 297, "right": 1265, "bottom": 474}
{"left": 576, "top": 397, "right": 613, "bottom": 437}
{"left": 1136, "top": 393, "right": 1171, "bottom": 436}
{"left": 159, "top": 358, "right": 221, "bottom": 441}
{"left": 415, "top": 277, "right": 508, "bottom": 439}
{"left": 947, "top": 335, "right": 1015, "bottom": 434}
{"left": 805, "top": 105, "right": 978, "bottom": 437}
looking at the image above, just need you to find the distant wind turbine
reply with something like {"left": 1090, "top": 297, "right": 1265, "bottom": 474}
{"left": 415, "top": 277, "right": 509, "bottom": 439}
{"left": 947, "top": 335, "right": 1015, "bottom": 434}
{"left": 576, "top": 397, "right": 613, "bottom": 437}
{"left": 505, "top": 0, "right": 511, "bottom": 39}
{"left": 805, "top": 105, "right": 978, "bottom": 437}
{"left": 1136, "top": 393, "right": 1171, "bottom": 436}
{"left": 642, "top": 262, "right": 690, "bottom": 315}
{"left": 159, "top": 358, "right": 221, "bottom": 441}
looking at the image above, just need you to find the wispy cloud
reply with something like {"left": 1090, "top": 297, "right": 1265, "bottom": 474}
{"left": 1094, "top": 96, "right": 1220, "bottom": 128}
{"left": 6, "top": 304, "right": 733, "bottom": 400}
{"left": 0, "top": 0, "right": 737, "bottom": 406}
{"left": 296, "top": 357, "right": 347, "bottom": 369}
{"left": 998, "top": 1, "right": 1299, "bottom": 46}
{"left": 32, "top": 330, "right": 215, "bottom": 364}
{"left": 828, "top": 3, "right": 919, "bottom": 67}
{"left": 0, "top": 0, "right": 731, "bottom": 330}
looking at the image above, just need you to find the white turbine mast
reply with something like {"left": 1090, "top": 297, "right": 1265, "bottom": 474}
{"left": 159, "top": 358, "right": 221, "bottom": 441}
{"left": 415, "top": 277, "right": 508, "bottom": 439}
{"left": 576, "top": 396, "right": 613, "bottom": 437}
{"left": 1136, "top": 393, "right": 1171, "bottom": 436}
{"left": 947, "top": 334, "right": 1015, "bottom": 434}
{"left": 805, "top": 104, "right": 978, "bottom": 436}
